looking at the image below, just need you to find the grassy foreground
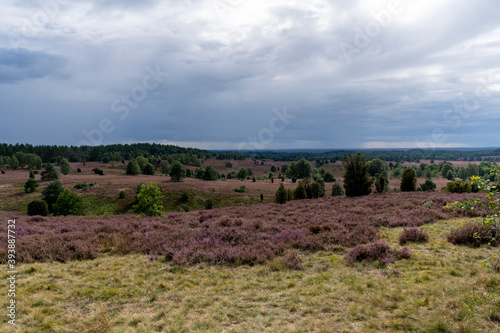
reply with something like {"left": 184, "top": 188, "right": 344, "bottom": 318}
{"left": 2, "top": 218, "right": 499, "bottom": 333}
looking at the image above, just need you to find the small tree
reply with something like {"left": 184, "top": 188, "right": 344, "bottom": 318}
{"left": 41, "top": 163, "right": 60, "bottom": 181}
{"left": 294, "top": 182, "right": 307, "bottom": 200}
{"left": 237, "top": 167, "right": 248, "bottom": 180}
{"left": 204, "top": 166, "right": 219, "bottom": 181}
{"left": 27, "top": 200, "right": 49, "bottom": 216}
{"left": 375, "top": 174, "right": 386, "bottom": 193}
{"left": 332, "top": 183, "right": 344, "bottom": 197}
{"left": 342, "top": 153, "right": 373, "bottom": 197}
{"left": 159, "top": 160, "right": 170, "bottom": 175}
{"left": 170, "top": 162, "right": 186, "bottom": 182}
{"left": 133, "top": 182, "right": 164, "bottom": 217}
{"left": 323, "top": 172, "right": 335, "bottom": 182}
{"left": 60, "top": 158, "right": 72, "bottom": 175}
{"left": 53, "top": 189, "right": 85, "bottom": 216}
{"left": 42, "top": 180, "right": 64, "bottom": 212}
{"left": 24, "top": 178, "right": 39, "bottom": 193}
{"left": 275, "top": 183, "right": 288, "bottom": 204}
{"left": 126, "top": 160, "right": 141, "bottom": 175}
{"left": 400, "top": 168, "right": 417, "bottom": 192}
{"left": 142, "top": 163, "right": 155, "bottom": 175}
{"left": 419, "top": 179, "right": 436, "bottom": 192}
{"left": 29, "top": 170, "right": 36, "bottom": 179}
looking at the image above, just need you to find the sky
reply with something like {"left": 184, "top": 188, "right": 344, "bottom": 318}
{"left": 1, "top": 0, "right": 500, "bottom": 151}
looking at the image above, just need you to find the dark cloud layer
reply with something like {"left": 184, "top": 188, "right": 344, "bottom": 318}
{"left": 0, "top": 0, "right": 500, "bottom": 149}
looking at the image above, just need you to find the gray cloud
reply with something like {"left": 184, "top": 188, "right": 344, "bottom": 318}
{"left": 0, "top": 0, "right": 499, "bottom": 148}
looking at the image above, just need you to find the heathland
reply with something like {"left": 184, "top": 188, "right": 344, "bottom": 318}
{"left": 0, "top": 144, "right": 499, "bottom": 332}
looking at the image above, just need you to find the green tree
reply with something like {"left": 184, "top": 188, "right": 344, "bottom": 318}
{"left": 323, "top": 172, "right": 335, "bottom": 182}
{"left": 342, "top": 153, "right": 373, "bottom": 197}
{"left": 53, "top": 189, "right": 85, "bottom": 216}
{"left": 27, "top": 200, "right": 49, "bottom": 216}
{"left": 24, "top": 178, "right": 39, "bottom": 193}
{"left": 142, "top": 163, "right": 155, "bottom": 175}
{"left": 309, "top": 182, "right": 325, "bottom": 198}
{"left": 170, "top": 162, "right": 186, "bottom": 182}
{"left": 126, "top": 159, "right": 141, "bottom": 175}
{"left": 440, "top": 162, "right": 454, "bottom": 178}
{"left": 446, "top": 169, "right": 454, "bottom": 180}
{"left": 60, "top": 158, "right": 72, "bottom": 175}
{"left": 332, "top": 183, "right": 344, "bottom": 196}
{"left": 204, "top": 166, "right": 219, "bottom": 181}
{"left": 368, "top": 158, "right": 388, "bottom": 178}
{"left": 42, "top": 179, "right": 64, "bottom": 211}
{"left": 275, "top": 183, "right": 288, "bottom": 204}
{"left": 159, "top": 160, "right": 170, "bottom": 175}
{"left": 294, "top": 182, "right": 307, "bottom": 200}
{"left": 9, "top": 155, "right": 20, "bottom": 170}
{"left": 419, "top": 179, "right": 436, "bottom": 192}
{"left": 375, "top": 174, "right": 386, "bottom": 193}
{"left": 287, "top": 158, "right": 312, "bottom": 180}
{"left": 41, "top": 163, "right": 60, "bottom": 181}
{"left": 237, "top": 167, "right": 248, "bottom": 180}
{"left": 29, "top": 170, "right": 35, "bottom": 179}
{"left": 135, "top": 156, "right": 149, "bottom": 172}
{"left": 400, "top": 168, "right": 417, "bottom": 192}
{"left": 133, "top": 182, "right": 164, "bottom": 216}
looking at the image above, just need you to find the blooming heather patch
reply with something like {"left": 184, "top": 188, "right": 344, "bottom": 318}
{"left": 0, "top": 192, "right": 481, "bottom": 265}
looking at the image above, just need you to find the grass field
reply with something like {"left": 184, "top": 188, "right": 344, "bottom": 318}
{"left": 1, "top": 217, "right": 499, "bottom": 332}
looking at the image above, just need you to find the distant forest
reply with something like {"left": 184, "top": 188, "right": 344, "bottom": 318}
{"left": 1, "top": 143, "right": 500, "bottom": 165}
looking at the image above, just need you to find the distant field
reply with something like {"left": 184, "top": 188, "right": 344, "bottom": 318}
{"left": 0, "top": 158, "right": 471, "bottom": 215}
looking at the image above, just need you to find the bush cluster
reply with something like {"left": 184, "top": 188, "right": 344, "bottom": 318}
{"left": 447, "top": 222, "right": 495, "bottom": 246}
{"left": 399, "top": 227, "right": 429, "bottom": 245}
{"left": 345, "top": 242, "right": 411, "bottom": 265}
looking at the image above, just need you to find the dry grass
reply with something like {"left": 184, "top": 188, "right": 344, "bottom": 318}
{"left": 1, "top": 217, "right": 499, "bottom": 332}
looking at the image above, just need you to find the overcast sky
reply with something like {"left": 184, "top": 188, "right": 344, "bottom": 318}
{"left": 1, "top": 0, "right": 500, "bottom": 150}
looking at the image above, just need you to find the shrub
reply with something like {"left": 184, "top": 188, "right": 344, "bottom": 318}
{"left": 179, "top": 190, "right": 190, "bottom": 202}
{"left": 400, "top": 168, "right": 417, "bottom": 192}
{"left": 447, "top": 222, "right": 494, "bottom": 246}
{"left": 342, "top": 153, "right": 373, "bottom": 197}
{"left": 260, "top": 193, "right": 264, "bottom": 202}
{"left": 234, "top": 185, "right": 247, "bottom": 193}
{"left": 294, "top": 182, "right": 307, "bottom": 200}
{"left": 77, "top": 168, "right": 82, "bottom": 173}
{"left": 399, "top": 227, "right": 429, "bottom": 245}
{"left": 29, "top": 170, "right": 35, "bottom": 179}
{"left": 1, "top": 170, "right": 5, "bottom": 174}
{"left": 280, "top": 250, "right": 303, "bottom": 270}
{"left": 126, "top": 160, "right": 141, "bottom": 175}
{"left": 41, "top": 163, "right": 60, "bottom": 181}
{"left": 24, "top": 178, "right": 39, "bottom": 193}
{"left": 27, "top": 200, "right": 49, "bottom": 216}
{"left": 419, "top": 179, "right": 436, "bottom": 192}
{"left": 180, "top": 204, "right": 190, "bottom": 212}
{"left": 170, "top": 162, "right": 185, "bottom": 182}
{"left": 444, "top": 180, "right": 471, "bottom": 193}
{"left": 204, "top": 166, "right": 219, "bottom": 181}
{"left": 345, "top": 242, "right": 411, "bottom": 265}
{"left": 42, "top": 180, "right": 64, "bottom": 211}
{"left": 60, "top": 158, "right": 71, "bottom": 175}
{"left": 275, "top": 183, "right": 288, "bottom": 204}
{"left": 73, "top": 182, "right": 93, "bottom": 190}
{"left": 323, "top": 172, "right": 335, "bottom": 182}
{"left": 133, "top": 183, "right": 164, "bottom": 217}
{"left": 142, "top": 163, "right": 155, "bottom": 175}
{"left": 93, "top": 168, "right": 104, "bottom": 176}
{"left": 331, "top": 183, "right": 344, "bottom": 196}
{"left": 205, "top": 199, "right": 213, "bottom": 210}
{"left": 375, "top": 174, "right": 386, "bottom": 193}
{"left": 53, "top": 189, "right": 85, "bottom": 216}
{"left": 118, "top": 190, "right": 126, "bottom": 199}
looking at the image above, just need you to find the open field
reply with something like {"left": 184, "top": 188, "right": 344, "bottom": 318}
{"left": 0, "top": 158, "right": 467, "bottom": 215}
{"left": 1, "top": 216, "right": 498, "bottom": 332}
